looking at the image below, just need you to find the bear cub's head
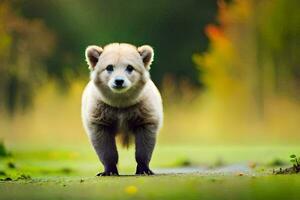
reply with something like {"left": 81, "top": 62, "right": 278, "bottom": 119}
{"left": 85, "top": 43, "right": 154, "bottom": 107}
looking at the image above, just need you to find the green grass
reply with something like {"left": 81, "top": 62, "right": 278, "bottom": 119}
{"left": 0, "top": 145, "right": 300, "bottom": 199}
{"left": 1, "top": 174, "right": 300, "bottom": 200}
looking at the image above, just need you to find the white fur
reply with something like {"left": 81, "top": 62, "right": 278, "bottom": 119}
{"left": 81, "top": 43, "right": 163, "bottom": 137}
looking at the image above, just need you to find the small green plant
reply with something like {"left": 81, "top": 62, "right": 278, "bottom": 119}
{"left": 7, "top": 161, "right": 16, "bottom": 169}
{"left": 269, "top": 158, "right": 286, "bottom": 167}
{"left": 174, "top": 158, "right": 192, "bottom": 167}
{"left": 290, "top": 154, "right": 300, "bottom": 167}
{"left": 0, "top": 141, "right": 8, "bottom": 157}
{"left": 16, "top": 174, "right": 31, "bottom": 181}
{"left": 0, "top": 141, "right": 11, "bottom": 157}
{"left": 274, "top": 154, "right": 300, "bottom": 174}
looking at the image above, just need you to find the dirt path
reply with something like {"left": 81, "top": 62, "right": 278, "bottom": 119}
{"left": 155, "top": 164, "right": 253, "bottom": 175}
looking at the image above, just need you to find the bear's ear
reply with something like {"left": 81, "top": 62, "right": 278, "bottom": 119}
{"left": 85, "top": 45, "right": 103, "bottom": 70}
{"left": 137, "top": 45, "right": 154, "bottom": 70}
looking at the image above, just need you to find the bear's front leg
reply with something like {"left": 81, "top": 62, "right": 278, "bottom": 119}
{"left": 90, "top": 124, "right": 119, "bottom": 176}
{"left": 134, "top": 124, "right": 157, "bottom": 175}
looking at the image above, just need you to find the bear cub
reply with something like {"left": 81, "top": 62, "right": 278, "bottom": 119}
{"left": 81, "top": 43, "right": 163, "bottom": 176}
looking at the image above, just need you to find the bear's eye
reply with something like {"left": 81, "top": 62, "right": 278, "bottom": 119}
{"left": 126, "top": 65, "right": 134, "bottom": 73}
{"left": 106, "top": 65, "right": 114, "bottom": 72}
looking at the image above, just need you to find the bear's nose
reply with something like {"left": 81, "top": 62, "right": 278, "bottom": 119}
{"left": 114, "top": 78, "right": 124, "bottom": 87}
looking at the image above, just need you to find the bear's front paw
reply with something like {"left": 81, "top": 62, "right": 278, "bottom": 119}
{"left": 136, "top": 165, "right": 155, "bottom": 175}
{"left": 96, "top": 171, "right": 119, "bottom": 176}
{"left": 96, "top": 165, "right": 119, "bottom": 176}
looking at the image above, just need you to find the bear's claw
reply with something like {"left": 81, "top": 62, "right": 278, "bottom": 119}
{"left": 136, "top": 165, "right": 155, "bottom": 175}
{"left": 96, "top": 171, "right": 119, "bottom": 176}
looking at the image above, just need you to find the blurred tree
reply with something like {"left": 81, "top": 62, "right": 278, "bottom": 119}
{"left": 0, "top": 1, "right": 56, "bottom": 114}
{"left": 18, "top": 0, "right": 217, "bottom": 85}
{"left": 1, "top": 0, "right": 218, "bottom": 113}
{"left": 193, "top": 0, "right": 300, "bottom": 134}
{"left": 257, "top": 0, "right": 300, "bottom": 98}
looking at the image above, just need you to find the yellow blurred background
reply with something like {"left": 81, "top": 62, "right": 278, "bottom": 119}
{"left": 0, "top": 0, "right": 300, "bottom": 148}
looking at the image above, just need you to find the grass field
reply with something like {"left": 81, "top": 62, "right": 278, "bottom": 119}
{"left": 1, "top": 174, "right": 300, "bottom": 200}
{"left": 0, "top": 145, "right": 300, "bottom": 199}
